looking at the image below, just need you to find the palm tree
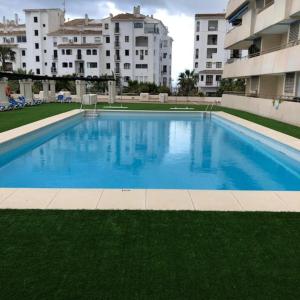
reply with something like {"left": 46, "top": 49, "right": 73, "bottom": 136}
{"left": 0, "top": 46, "right": 16, "bottom": 71}
{"left": 177, "top": 69, "right": 199, "bottom": 96}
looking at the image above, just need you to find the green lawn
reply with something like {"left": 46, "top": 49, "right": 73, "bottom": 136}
{"left": 1, "top": 102, "right": 299, "bottom": 138}
{"left": 0, "top": 210, "right": 300, "bottom": 300}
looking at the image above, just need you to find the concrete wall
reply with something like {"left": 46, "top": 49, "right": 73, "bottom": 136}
{"left": 222, "top": 94, "right": 300, "bottom": 126}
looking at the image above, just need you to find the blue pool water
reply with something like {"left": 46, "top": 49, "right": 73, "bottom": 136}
{"left": 0, "top": 112, "right": 300, "bottom": 190}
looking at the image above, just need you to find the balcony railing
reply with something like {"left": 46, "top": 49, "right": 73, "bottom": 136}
{"left": 227, "top": 38, "right": 300, "bottom": 64}
{"left": 257, "top": 0, "right": 275, "bottom": 14}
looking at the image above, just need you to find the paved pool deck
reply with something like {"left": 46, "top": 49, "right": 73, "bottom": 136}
{"left": 0, "top": 189, "right": 299, "bottom": 212}
{"left": 0, "top": 109, "right": 299, "bottom": 212}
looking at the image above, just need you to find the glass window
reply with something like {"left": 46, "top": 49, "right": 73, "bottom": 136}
{"left": 134, "top": 23, "right": 143, "bottom": 29}
{"left": 207, "top": 48, "right": 217, "bottom": 58}
{"left": 208, "top": 20, "right": 218, "bottom": 31}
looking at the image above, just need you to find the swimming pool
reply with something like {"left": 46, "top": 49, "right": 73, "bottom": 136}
{"left": 0, "top": 112, "right": 299, "bottom": 190}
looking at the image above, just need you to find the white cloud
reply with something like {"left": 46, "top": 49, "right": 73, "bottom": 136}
{"left": 153, "top": 9, "right": 194, "bottom": 83}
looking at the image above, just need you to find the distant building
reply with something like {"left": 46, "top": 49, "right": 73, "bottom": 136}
{"left": 193, "top": 13, "right": 228, "bottom": 95}
{"left": 223, "top": 0, "right": 300, "bottom": 100}
{"left": 0, "top": 6, "right": 173, "bottom": 88}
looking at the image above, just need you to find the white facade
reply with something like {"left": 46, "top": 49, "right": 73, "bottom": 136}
{"left": 193, "top": 14, "right": 229, "bottom": 95}
{"left": 223, "top": 0, "right": 300, "bottom": 100}
{"left": 0, "top": 6, "right": 173, "bottom": 89}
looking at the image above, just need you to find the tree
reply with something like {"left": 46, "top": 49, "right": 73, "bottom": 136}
{"left": 123, "top": 80, "right": 171, "bottom": 95}
{"left": 0, "top": 46, "right": 15, "bottom": 71}
{"left": 177, "top": 69, "right": 199, "bottom": 96}
{"left": 216, "top": 78, "right": 246, "bottom": 96}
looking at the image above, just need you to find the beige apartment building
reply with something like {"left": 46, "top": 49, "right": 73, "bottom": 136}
{"left": 223, "top": 0, "right": 300, "bottom": 101}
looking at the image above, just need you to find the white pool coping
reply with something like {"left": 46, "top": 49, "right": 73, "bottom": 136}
{"left": 0, "top": 109, "right": 299, "bottom": 212}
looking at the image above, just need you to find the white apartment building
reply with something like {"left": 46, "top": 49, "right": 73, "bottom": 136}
{"left": 193, "top": 13, "right": 228, "bottom": 95}
{"left": 0, "top": 6, "right": 173, "bottom": 88}
{"left": 223, "top": 0, "right": 300, "bottom": 100}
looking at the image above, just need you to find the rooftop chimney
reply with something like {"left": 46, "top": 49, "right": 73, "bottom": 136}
{"left": 133, "top": 5, "right": 141, "bottom": 16}
{"left": 85, "top": 13, "right": 88, "bottom": 25}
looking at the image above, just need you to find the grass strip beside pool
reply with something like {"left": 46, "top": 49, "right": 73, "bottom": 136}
{"left": 0, "top": 210, "right": 300, "bottom": 300}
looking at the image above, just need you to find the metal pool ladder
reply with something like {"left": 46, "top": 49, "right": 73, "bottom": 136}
{"left": 204, "top": 103, "right": 215, "bottom": 118}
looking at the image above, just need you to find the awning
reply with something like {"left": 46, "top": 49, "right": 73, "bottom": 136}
{"left": 228, "top": 2, "right": 249, "bottom": 24}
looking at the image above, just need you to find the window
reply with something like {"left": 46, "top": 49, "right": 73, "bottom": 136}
{"left": 135, "top": 36, "right": 148, "bottom": 47}
{"left": 195, "top": 62, "right": 198, "bottom": 68}
{"left": 22, "top": 62, "right": 26, "bottom": 68}
{"left": 35, "top": 56, "right": 40, "bottom": 62}
{"left": 106, "top": 63, "right": 111, "bottom": 69}
{"left": 216, "top": 75, "right": 222, "bottom": 82}
{"left": 196, "top": 21, "right": 200, "bottom": 32}
{"left": 207, "top": 48, "right": 217, "bottom": 58}
{"left": 125, "top": 36, "right": 129, "bottom": 42}
{"left": 285, "top": 73, "right": 296, "bottom": 94}
{"left": 196, "top": 35, "right": 199, "bottom": 41}
{"left": 62, "top": 37, "right": 68, "bottom": 43}
{"left": 201, "top": 75, "right": 204, "bottom": 81}
{"left": 87, "top": 62, "right": 98, "bottom": 68}
{"left": 163, "top": 53, "right": 167, "bottom": 59}
{"left": 66, "top": 49, "right": 72, "bottom": 55}
{"left": 106, "top": 50, "right": 110, "bottom": 57}
{"left": 216, "top": 62, "right": 222, "bottom": 68}
{"left": 62, "top": 62, "right": 68, "bottom": 68}
{"left": 134, "top": 23, "right": 143, "bottom": 28}
{"left": 83, "top": 37, "right": 87, "bottom": 44}
{"left": 74, "top": 37, "right": 78, "bottom": 43}
{"left": 45, "top": 62, "right": 47, "bottom": 66}
{"left": 145, "top": 50, "right": 148, "bottom": 55}
{"left": 44, "top": 37, "right": 46, "bottom": 41}
{"left": 206, "top": 75, "right": 213, "bottom": 85}
{"left": 124, "top": 63, "right": 131, "bottom": 69}
{"left": 35, "top": 43, "right": 39, "bottom": 49}
{"left": 69, "top": 62, "right": 73, "bottom": 68}
{"left": 17, "top": 36, "right": 26, "bottom": 43}
{"left": 163, "top": 65, "right": 167, "bottom": 73}
{"left": 206, "top": 62, "right": 212, "bottom": 68}
{"left": 43, "top": 24, "right": 46, "bottom": 28}
{"left": 86, "top": 49, "right": 91, "bottom": 55}
{"left": 106, "top": 36, "right": 110, "bottom": 43}
{"left": 36, "top": 68, "right": 40, "bottom": 74}
{"left": 92, "top": 49, "right": 97, "bottom": 55}
{"left": 125, "top": 49, "right": 129, "bottom": 56}
{"left": 136, "top": 50, "right": 139, "bottom": 55}
{"left": 195, "top": 49, "right": 199, "bottom": 59}
{"left": 62, "top": 49, "right": 65, "bottom": 55}
{"left": 34, "top": 16, "right": 38, "bottom": 23}
{"left": 208, "top": 20, "right": 218, "bottom": 31}
{"left": 105, "top": 23, "right": 109, "bottom": 29}
{"left": 136, "top": 64, "right": 148, "bottom": 69}
{"left": 207, "top": 35, "right": 218, "bottom": 45}
{"left": 34, "top": 30, "right": 39, "bottom": 36}
{"left": 22, "top": 50, "right": 26, "bottom": 56}
{"left": 44, "top": 50, "right": 47, "bottom": 54}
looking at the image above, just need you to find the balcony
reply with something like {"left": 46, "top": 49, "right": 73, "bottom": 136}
{"left": 253, "top": 0, "right": 287, "bottom": 35}
{"left": 223, "top": 39, "right": 300, "bottom": 78}
{"left": 289, "top": 0, "right": 300, "bottom": 17}
{"left": 224, "top": 10, "right": 252, "bottom": 49}
{"left": 226, "top": 0, "right": 249, "bottom": 19}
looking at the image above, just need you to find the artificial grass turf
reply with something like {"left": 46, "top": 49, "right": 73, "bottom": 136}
{"left": 1, "top": 102, "right": 300, "bottom": 139}
{"left": 0, "top": 210, "right": 300, "bottom": 300}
